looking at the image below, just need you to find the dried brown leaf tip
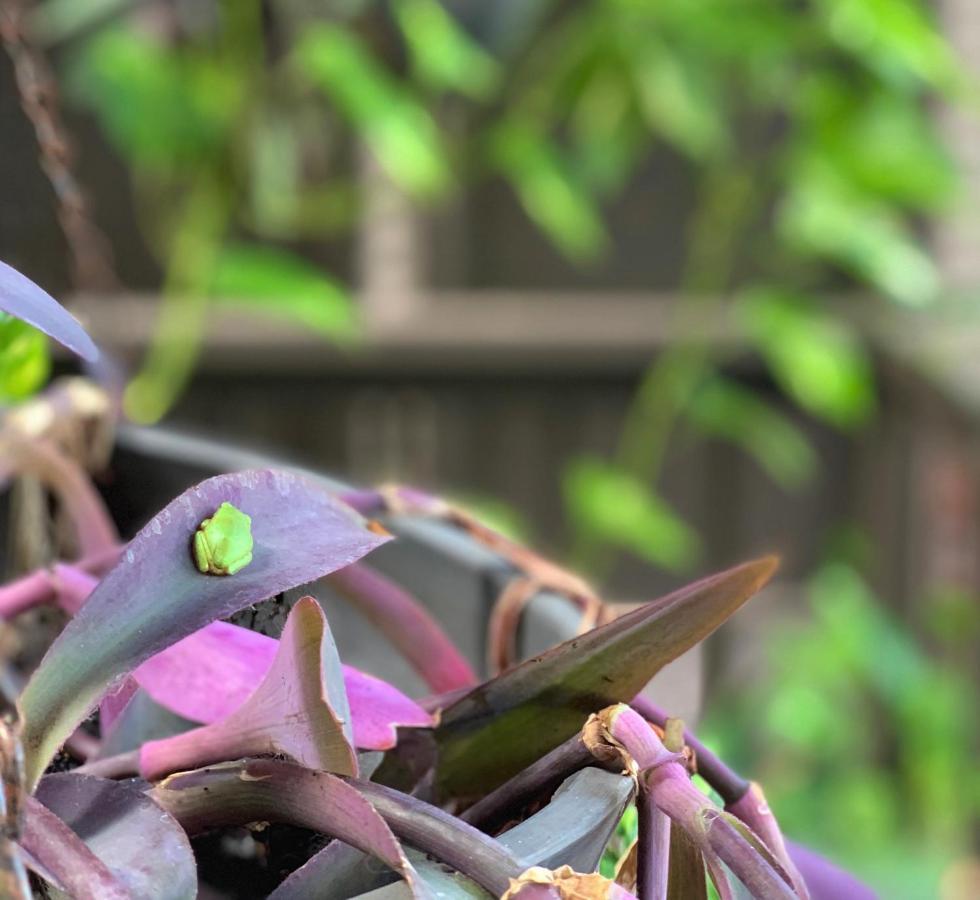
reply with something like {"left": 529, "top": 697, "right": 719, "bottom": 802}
{"left": 502, "top": 865, "right": 635, "bottom": 900}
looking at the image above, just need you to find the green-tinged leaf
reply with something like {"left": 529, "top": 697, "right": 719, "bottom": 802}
{"left": 489, "top": 122, "right": 607, "bottom": 261}
{"left": 18, "top": 469, "right": 387, "bottom": 787}
{"left": 68, "top": 27, "right": 239, "bottom": 169}
{"left": 792, "top": 76, "right": 954, "bottom": 209}
{"left": 778, "top": 170, "right": 938, "bottom": 306}
{"left": 295, "top": 26, "right": 448, "bottom": 195}
{"left": 813, "top": 0, "right": 955, "bottom": 88}
{"left": 139, "top": 596, "right": 357, "bottom": 780}
{"left": 624, "top": 36, "right": 728, "bottom": 160}
{"left": 33, "top": 774, "right": 196, "bottom": 900}
{"left": 497, "top": 768, "right": 634, "bottom": 871}
{"left": 209, "top": 244, "right": 356, "bottom": 340}
{"left": 394, "top": 0, "right": 499, "bottom": 98}
{"left": 434, "top": 556, "right": 777, "bottom": 795}
{"left": 0, "top": 316, "right": 49, "bottom": 401}
{"left": 273, "top": 768, "right": 630, "bottom": 900}
{"left": 151, "top": 759, "right": 427, "bottom": 898}
{"left": 738, "top": 288, "right": 875, "bottom": 428}
{"left": 564, "top": 458, "right": 700, "bottom": 570}
{"left": 688, "top": 378, "right": 818, "bottom": 490}
{"left": 667, "top": 826, "right": 708, "bottom": 900}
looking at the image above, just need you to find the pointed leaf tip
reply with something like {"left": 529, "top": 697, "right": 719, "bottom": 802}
{"left": 435, "top": 557, "right": 778, "bottom": 795}
{"left": 0, "top": 260, "right": 99, "bottom": 361}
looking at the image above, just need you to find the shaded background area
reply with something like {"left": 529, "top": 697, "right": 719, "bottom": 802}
{"left": 1, "top": 1, "right": 979, "bottom": 897}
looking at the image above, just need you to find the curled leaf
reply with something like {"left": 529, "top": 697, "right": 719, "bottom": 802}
{"left": 140, "top": 596, "right": 357, "bottom": 780}
{"left": 151, "top": 759, "right": 427, "bottom": 897}
{"left": 125, "top": 617, "right": 431, "bottom": 749}
{"left": 18, "top": 468, "right": 387, "bottom": 787}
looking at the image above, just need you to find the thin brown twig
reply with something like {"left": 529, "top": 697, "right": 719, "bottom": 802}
{"left": 0, "top": 0, "right": 117, "bottom": 291}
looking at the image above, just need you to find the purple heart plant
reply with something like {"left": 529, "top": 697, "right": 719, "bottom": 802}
{"left": 0, "top": 263, "right": 876, "bottom": 899}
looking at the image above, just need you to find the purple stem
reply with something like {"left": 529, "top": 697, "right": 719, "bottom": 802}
{"left": 461, "top": 733, "right": 601, "bottom": 831}
{"left": 327, "top": 562, "right": 478, "bottom": 693}
{"left": 638, "top": 794, "right": 670, "bottom": 900}
{"left": 603, "top": 707, "right": 796, "bottom": 900}
{"left": 0, "top": 547, "right": 119, "bottom": 621}
{"left": 646, "top": 770, "right": 795, "bottom": 900}
{"left": 630, "top": 695, "right": 749, "bottom": 804}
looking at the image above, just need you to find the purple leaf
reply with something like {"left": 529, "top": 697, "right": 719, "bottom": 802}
{"left": 436, "top": 558, "right": 777, "bottom": 796}
{"left": 18, "top": 468, "right": 388, "bottom": 787}
{"left": 32, "top": 773, "right": 196, "bottom": 899}
{"left": 19, "top": 794, "right": 131, "bottom": 900}
{"left": 150, "top": 758, "right": 427, "bottom": 898}
{"left": 786, "top": 842, "right": 877, "bottom": 900}
{"left": 139, "top": 596, "right": 358, "bottom": 780}
{"left": 0, "top": 260, "right": 99, "bottom": 361}
{"left": 128, "top": 616, "right": 432, "bottom": 749}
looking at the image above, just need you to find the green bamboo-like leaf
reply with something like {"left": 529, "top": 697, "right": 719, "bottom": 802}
{"left": 295, "top": 26, "right": 449, "bottom": 196}
{"left": 209, "top": 244, "right": 356, "bottom": 340}
{"left": 738, "top": 288, "right": 875, "bottom": 429}
{"left": 489, "top": 122, "right": 607, "bottom": 261}
{"left": 687, "top": 378, "right": 818, "bottom": 490}
{"left": 564, "top": 457, "right": 701, "bottom": 570}
{"left": 393, "top": 0, "right": 499, "bottom": 98}
{"left": 18, "top": 469, "right": 387, "bottom": 787}
{"left": 434, "top": 557, "right": 777, "bottom": 795}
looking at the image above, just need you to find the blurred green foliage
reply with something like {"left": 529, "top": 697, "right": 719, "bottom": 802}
{"left": 10, "top": 0, "right": 974, "bottom": 889}
{"left": 0, "top": 315, "right": 50, "bottom": 402}
{"left": 41, "top": 0, "right": 961, "bottom": 437}
{"left": 702, "top": 557, "right": 980, "bottom": 897}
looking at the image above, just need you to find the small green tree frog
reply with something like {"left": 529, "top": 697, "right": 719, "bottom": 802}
{"left": 193, "top": 502, "right": 254, "bottom": 575}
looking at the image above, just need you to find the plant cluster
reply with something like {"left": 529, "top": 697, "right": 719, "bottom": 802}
{"left": 0, "top": 263, "right": 879, "bottom": 899}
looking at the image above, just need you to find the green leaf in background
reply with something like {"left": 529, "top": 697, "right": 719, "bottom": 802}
{"left": 687, "top": 377, "right": 818, "bottom": 491}
{"left": 623, "top": 35, "right": 728, "bottom": 161}
{"left": 779, "top": 166, "right": 939, "bottom": 307}
{"left": 0, "top": 316, "right": 51, "bottom": 402}
{"left": 792, "top": 76, "right": 954, "bottom": 210}
{"left": 68, "top": 28, "right": 240, "bottom": 171}
{"left": 394, "top": 0, "right": 500, "bottom": 99}
{"left": 490, "top": 122, "right": 607, "bottom": 261}
{"left": 295, "top": 26, "right": 449, "bottom": 196}
{"left": 812, "top": 0, "right": 955, "bottom": 89}
{"left": 738, "top": 287, "right": 875, "bottom": 429}
{"left": 563, "top": 457, "right": 700, "bottom": 571}
{"left": 209, "top": 244, "right": 356, "bottom": 341}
